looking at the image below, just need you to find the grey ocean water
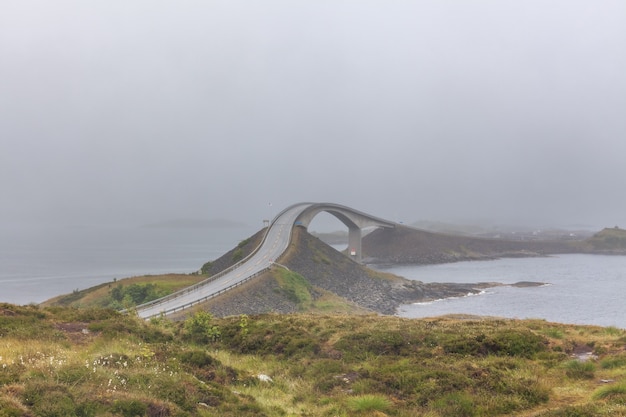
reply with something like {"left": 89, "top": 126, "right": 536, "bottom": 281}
{"left": 0, "top": 225, "right": 256, "bottom": 305}
{"left": 377, "top": 254, "right": 626, "bottom": 329}
{"left": 2, "top": 227, "right": 625, "bottom": 330}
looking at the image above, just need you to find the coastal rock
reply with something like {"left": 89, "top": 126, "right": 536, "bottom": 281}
{"left": 511, "top": 281, "right": 546, "bottom": 287}
{"left": 198, "top": 228, "right": 505, "bottom": 317}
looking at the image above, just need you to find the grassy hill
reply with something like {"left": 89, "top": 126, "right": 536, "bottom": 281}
{"left": 581, "top": 227, "right": 626, "bottom": 252}
{"left": 361, "top": 225, "right": 571, "bottom": 264}
{"left": 1, "top": 304, "right": 625, "bottom": 416}
{"left": 45, "top": 227, "right": 502, "bottom": 316}
{"left": 362, "top": 224, "right": 626, "bottom": 264}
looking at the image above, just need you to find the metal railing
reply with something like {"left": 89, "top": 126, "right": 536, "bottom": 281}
{"left": 140, "top": 267, "right": 271, "bottom": 319}
{"left": 132, "top": 202, "right": 395, "bottom": 318}
{"left": 131, "top": 203, "right": 311, "bottom": 316}
{"left": 131, "top": 235, "right": 269, "bottom": 315}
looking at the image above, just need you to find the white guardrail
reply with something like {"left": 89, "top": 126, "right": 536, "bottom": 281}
{"left": 130, "top": 203, "right": 307, "bottom": 319}
{"left": 138, "top": 267, "right": 270, "bottom": 319}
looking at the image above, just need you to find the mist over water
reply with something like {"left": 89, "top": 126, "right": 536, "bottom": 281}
{"left": 1, "top": 2, "right": 625, "bottom": 230}
{"left": 0, "top": 225, "right": 256, "bottom": 305}
{"left": 2, "top": 219, "right": 624, "bottom": 330}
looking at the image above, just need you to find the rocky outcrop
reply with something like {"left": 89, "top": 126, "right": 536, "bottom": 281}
{"left": 190, "top": 274, "right": 304, "bottom": 318}
{"left": 198, "top": 228, "right": 505, "bottom": 317}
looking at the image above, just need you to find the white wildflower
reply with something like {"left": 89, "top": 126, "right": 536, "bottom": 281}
{"left": 257, "top": 374, "right": 273, "bottom": 383}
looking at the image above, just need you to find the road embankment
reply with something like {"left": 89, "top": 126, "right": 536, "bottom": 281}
{"left": 195, "top": 227, "right": 519, "bottom": 317}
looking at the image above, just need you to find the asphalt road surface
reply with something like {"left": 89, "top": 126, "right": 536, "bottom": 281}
{"left": 136, "top": 203, "right": 313, "bottom": 318}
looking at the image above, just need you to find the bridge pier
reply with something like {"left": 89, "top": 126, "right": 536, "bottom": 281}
{"left": 293, "top": 203, "right": 395, "bottom": 264}
{"left": 348, "top": 226, "right": 362, "bottom": 262}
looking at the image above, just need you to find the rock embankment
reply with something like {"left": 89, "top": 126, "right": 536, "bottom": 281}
{"left": 200, "top": 228, "right": 506, "bottom": 317}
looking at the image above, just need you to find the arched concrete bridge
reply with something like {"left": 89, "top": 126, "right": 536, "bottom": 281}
{"left": 294, "top": 203, "right": 395, "bottom": 262}
{"left": 135, "top": 202, "right": 396, "bottom": 318}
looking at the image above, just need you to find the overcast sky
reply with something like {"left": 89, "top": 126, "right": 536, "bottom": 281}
{"left": 2, "top": 1, "right": 625, "bottom": 230}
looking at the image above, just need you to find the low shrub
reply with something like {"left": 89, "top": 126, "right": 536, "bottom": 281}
{"left": 177, "top": 349, "right": 239, "bottom": 383}
{"left": 563, "top": 360, "right": 595, "bottom": 379}
{"left": 334, "top": 330, "right": 413, "bottom": 359}
{"left": 22, "top": 381, "right": 77, "bottom": 416}
{"left": 603, "top": 326, "right": 624, "bottom": 336}
{"left": 219, "top": 319, "right": 321, "bottom": 358}
{"left": 112, "top": 399, "right": 148, "bottom": 417}
{"left": 429, "top": 392, "right": 475, "bottom": 417}
{"left": 183, "top": 311, "right": 221, "bottom": 344}
{"left": 483, "top": 330, "right": 548, "bottom": 357}
{"left": 44, "top": 306, "right": 119, "bottom": 322}
{"left": 56, "top": 363, "right": 92, "bottom": 385}
{"left": 0, "top": 306, "right": 53, "bottom": 339}
{"left": 0, "top": 395, "right": 28, "bottom": 417}
{"left": 179, "top": 349, "right": 215, "bottom": 368}
{"left": 110, "top": 283, "right": 169, "bottom": 308}
{"left": 439, "top": 329, "right": 547, "bottom": 358}
{"left": 87, "top": 315, "right": 138, "bottom": 335}
{"left": 542, "top": 328, "right": 565, "bottom": 339}
{"left": 600, "top": 355, "right": 626, "bottom": 369}
{"left": 593, "top": 383, "right": 626, "bottom": 401}
{"left": 146, "top": 402, "right": 172, "bottom": 417}
{"left": 232, "top": 248, "right": 244, "bottom": 262}
{"left": 347, "top": 394, "right": 391, "bottom": 412}
{"left": 200, "top": 261, "right": 213, "bottom": 275}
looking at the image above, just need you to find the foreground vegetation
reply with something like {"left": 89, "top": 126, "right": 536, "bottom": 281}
{"left": 1, "top": 304, "right": 626, "bottom": 416}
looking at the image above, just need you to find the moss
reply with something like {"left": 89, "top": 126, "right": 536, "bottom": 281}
{"left": 274, "top": 270, "right": 313, "bottom": 307}
{"left": 2, "top": 309, "right": 626, "bottom": 416}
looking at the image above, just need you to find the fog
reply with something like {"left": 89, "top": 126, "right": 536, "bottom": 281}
{"left": 2, "top": 1, "right": 625, "bottom": 231}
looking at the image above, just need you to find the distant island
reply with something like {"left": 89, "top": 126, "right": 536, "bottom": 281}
{"left": 49, "top": 225, "right": 626, "bottom": 316}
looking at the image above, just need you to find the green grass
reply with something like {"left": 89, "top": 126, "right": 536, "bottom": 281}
{"left": 1, "top": 304, "right": 626, "bottom": 416}
{"left": 600, "top": 355, "right": 626, "bottom": 369}
{"left": 274, "top": 269, "right": 313, "bottom": 307}
{"left": 42, "top": 273, "right": 206, "bottom": 309}
{"left": 593, "top": 383, "right": 626, "bottom": 401}
{"left": 563, "top": 360, "right": 596, "bottom": 379}
{"left": 347, "top": 394, "right": 392, "bottom": 412}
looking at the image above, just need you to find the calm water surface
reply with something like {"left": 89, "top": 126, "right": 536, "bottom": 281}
{"left": 0, "top": 225, "right": 255, "bottom": 305}
{"left": 375, "top": 254, "right": 626, "bottom": 329}
{"left": 2, "top": 226, "right": 625, "bottom": 330}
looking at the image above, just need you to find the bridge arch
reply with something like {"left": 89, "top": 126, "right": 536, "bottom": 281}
{"left": 294, "top": 203, "right": 395, "bottom": 262}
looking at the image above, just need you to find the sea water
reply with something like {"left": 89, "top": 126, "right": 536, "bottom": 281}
{"left": 374, "top": 254, "right": 626, "bottom": 329}
{"left": 0, "top": 224, "right": 256, "bottom": 305}
{"left": 2, "top": 226, "right": 625, "bottom": 329}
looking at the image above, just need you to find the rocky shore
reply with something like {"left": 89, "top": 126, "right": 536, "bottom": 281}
{"left": 157, "top": 225, "right": 626, "bottom": 317}
{"left": 42, "top": 225, "right": 623, "bottom": 318}
{"left": 199, "top": 228, "right": 526, "bottom": 317}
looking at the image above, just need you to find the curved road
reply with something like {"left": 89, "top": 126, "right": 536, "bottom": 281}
{"left": 136, "top": 203, "right": 312, "bottom": 319}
